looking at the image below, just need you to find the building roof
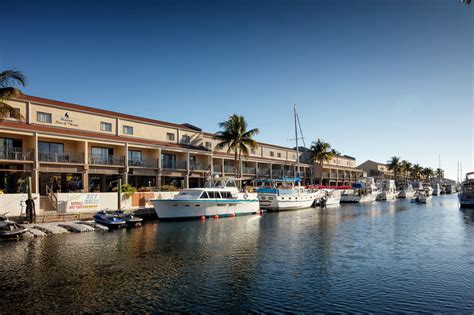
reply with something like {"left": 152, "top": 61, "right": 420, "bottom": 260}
{"left": 20, "top": 95, "right": 198, "bottom": 131}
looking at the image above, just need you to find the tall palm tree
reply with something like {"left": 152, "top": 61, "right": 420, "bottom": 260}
{"left": 411, "top": 164, "right": 423, "bottom": 180}
{"left": 435, "top": 168, "right": 445, "bottom": 180}
{"left": 309, "top": 139, "right": 338, "bottom": 185}
{"left": 214, "top": 114, "right": 259, "bottom": 179}
{"left": 400, "top": 160, "right": 412, "bottom": 182}
{"left": 0, "top": 70, "right": 26, "bottom": 119}
{"left": 422, "top": 167, "right": 434, "bottom": 182}
{"left": 387, "top": 156, "right": 401, "bottom": 181}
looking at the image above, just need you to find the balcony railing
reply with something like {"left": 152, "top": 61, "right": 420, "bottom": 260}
{"left": 128, "top": 159, "right": 158, "bottom": 168}
{"left": 190, "top": 163, "right": 210, "bottom": 171}
{"left": 258, "top": 168, "right": 270, "bottom": 176}
{"left": 0, "top": 148, "right": 34, "bottom": 161}
{"left": 272, "top": 170, "right": 283, "bottom": 177}
{"left": 284, "top": 170, "right": 294, "bottom": 177}
{"left": 40, "top": 151, "right": 84, "bottom": 164}
{"left": 243, "top": 167, "right": 256, "bottom": 175}
{"left": 162, "top": 161, "right": 187, "bottom": 170}
{"left": 224, "top": 165, "right": 237, "bottom": 173}
{"left": 89, "top": 154, "right": 125, "bottom": 166}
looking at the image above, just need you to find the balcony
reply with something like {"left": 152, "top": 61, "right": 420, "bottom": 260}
{"left": 0, "top": 148, "right": 34, "bottom": 161}
{"left": 242, "top": 167, "right": 256, "bottom": 175}
{"left": 162, "top": 161, "right": 187, "bottom": 170}
{"left": 224, "top": 165, "right": 237, "bottom": 174}
{"left": 272, "top": 170, "right": 283, "bottom": 177}
{"left": 89, "top": 154, "right": 125, "bottom": 166}
{"left": 40, "top": 151, "right": 84, "bottom": 164}
{"left": 128, "top": 159, "right": 158, "bottom": 168}
{"left": 258, "top": 168, "right": 270, "bottom": 176}
{"left": 189, "top": 163, "right": 210, "bottom": 171}
{"left": 213, "top": 165, "right": 222, "bottom": 173}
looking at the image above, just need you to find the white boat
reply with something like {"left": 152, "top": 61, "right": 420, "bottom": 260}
{"left": 413, "top": 191, "right": 432, "bottom": 203}
{"left": 413, "top": 185, "right": 433, "bottom": 203}
{"left": 423, "top": 185, "right": 434, "bottom": 196}
{"left": 150, "top": 177, "right": 259, "bottom": 219}
{"left": 459, "top": 172, "right": 474, "bottom": 208}
{"left": 255, "top": 178, "right": 322, "bottom": 211}
{"left": 320, "top": 189, "right": 342, "bottom": 206}
{"left": 398, "top": 184, "right": 416, "bottom": 199}
{"left": 341, "top": 177, "right": 380, "bottom": 203}
{"left": 432, "top": 183, "right": 441, "bottom": 196}
{"left": 376, "top": 179, "right": 398, "bottom": 201}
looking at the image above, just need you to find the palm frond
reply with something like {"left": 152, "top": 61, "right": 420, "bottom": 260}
{"left": 0, "top": 70, "right": 27, "bottom": 88}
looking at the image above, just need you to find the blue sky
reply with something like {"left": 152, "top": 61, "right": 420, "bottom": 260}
{"left": 1, "top": 0, "right": 472, "bottom": 180}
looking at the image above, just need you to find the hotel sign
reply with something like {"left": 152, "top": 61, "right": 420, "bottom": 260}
{"left": 55, "top": 112, "right": 79, "bottom": 127}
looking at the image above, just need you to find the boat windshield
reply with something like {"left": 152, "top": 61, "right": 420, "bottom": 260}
{"left": 466, "top": 173, "right": 474, "bottom": 181}
{"left": 177, "top": 190, "right": 202, "bottom": 198}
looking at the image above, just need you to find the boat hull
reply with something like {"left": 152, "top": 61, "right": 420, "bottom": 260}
{"left": 459, "top": 194, "right": 474, "bottom": 208}
{"left": 151, "top": 199, "right": 259, "bottom": 219}
{"left": 258, "top": 192, "right": 320, "bottom": 211}
{"left": 341, "top": 193, "right": 377, "bottom": 203}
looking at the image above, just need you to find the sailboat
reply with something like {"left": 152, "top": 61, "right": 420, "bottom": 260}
{"left": 255, "top": 106, "right": 322, "bottom": 210}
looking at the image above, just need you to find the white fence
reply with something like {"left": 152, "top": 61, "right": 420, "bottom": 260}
{"left": 0, "top": 191, "right": 179, "bottom": 217}
{"left": 0, "top": 193, "right": 40, "bottom": 218}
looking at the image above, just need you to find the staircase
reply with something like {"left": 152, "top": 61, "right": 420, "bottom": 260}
{"left": 40, "top": 196, "right": 56, "bottom": 214}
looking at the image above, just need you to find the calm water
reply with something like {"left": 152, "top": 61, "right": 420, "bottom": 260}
{"left": 1, "top": 194, "right": 473, "bottom": 313}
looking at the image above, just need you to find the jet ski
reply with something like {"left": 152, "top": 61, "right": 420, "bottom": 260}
{"left": 112, "top": 210, "right": 143, "bottom": 227}
{"left": 0, "top": 212, "right": 28, "bottom": 239}
{"left": 93, "top": 210, "right": 126, "bottom": 228}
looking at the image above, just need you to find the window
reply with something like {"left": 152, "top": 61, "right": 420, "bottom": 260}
{"left": 39, "top": 142, "right": 64, "bottom": 154}
{"left": 200, "top": 191, "right": 209, "bottom": 199}
{"left": 38, "top": 141, "right": 64, "bottom": 162}
{"left": 161, "top": 153, "right": 176, "bottom": 169}
{"left": 205, "top": 141, "right": 212, "bottom": 149}
{"left": 270, "top": 151, "right": 274, "bottom": 157}
{"left": 181, "top": 135, "right": 190, "bottom": 144}
{"left": 128, "top": 150, "right": 142, "bottom": 162}
{"left": 189, "top": 156, "right": 197, "bottom": 168}
{"left": 123, "top": 125, "right": 133, "bottom": 135}
{"left": 37, "top": 112, "right": 52, "bottom": 123}
{"left": 0, "top": 138, "right": 22, "bottom": 159}
{"left": 166, "top": 133, "right": 175, "bottom": 141}
{"left": 100, "top": 122, "right": 112, "bottom": 132}
{"left": 277, "top": 152, "right": 282, "bottom": 158}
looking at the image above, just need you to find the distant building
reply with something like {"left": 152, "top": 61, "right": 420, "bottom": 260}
{"left": 357, "top": 160, "right": 394, "bottom": 179}
{"left": 311, "top": 153, "right": 363, "bottom": 186}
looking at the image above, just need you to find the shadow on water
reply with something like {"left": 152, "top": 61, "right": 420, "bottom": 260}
{"left": 0, "top": 194, "right": 473, "bottom": 312}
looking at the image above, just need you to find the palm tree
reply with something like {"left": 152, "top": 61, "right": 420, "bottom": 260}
{"left": 0, "top": 70, "right": 26, "bottom": 119}
{"left": 387, "top": 156, "right": 401, "bottom": 181}
{"left": 400, "top": 160, "right": 412, "bottom": 182}
{"left": 435, "top": 168, "right": 445, "bottom": 180}
{"left": 309, "top": 139, "right": 338, "bottom": 185}
{"left": 422, "top": 167, "right": 434, "bottom": 182}
{"left": 214, "top": 114, "right": 259, "bottom": 179}
{"left": 411, "top": 164, "right": 423, "bottom": 180}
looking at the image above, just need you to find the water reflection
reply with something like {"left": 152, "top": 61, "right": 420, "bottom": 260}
{"left": 0, "top": 195, "right": 473, "bottom": 313}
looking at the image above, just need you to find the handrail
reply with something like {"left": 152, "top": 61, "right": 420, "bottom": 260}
{"left": 45, "top": 185, "right": 58, "bottom": 211}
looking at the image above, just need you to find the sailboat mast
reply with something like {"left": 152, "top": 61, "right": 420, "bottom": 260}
{"left": 294, "top": 105, "right": 300, "bottom": 178}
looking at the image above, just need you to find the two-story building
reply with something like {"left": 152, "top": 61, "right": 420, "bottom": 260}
{"left": 0, "top": 95, "right": 313, "bottom": 195}
{"left": 357, "top": 160, "right": 394, "bottom": 179}
{"left": 312, "top": 154, "right": 363, "bottom": 186}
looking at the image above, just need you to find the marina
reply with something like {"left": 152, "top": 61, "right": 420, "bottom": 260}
{"left": 1, "top": 194, "right": 473, "bottom": 313}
